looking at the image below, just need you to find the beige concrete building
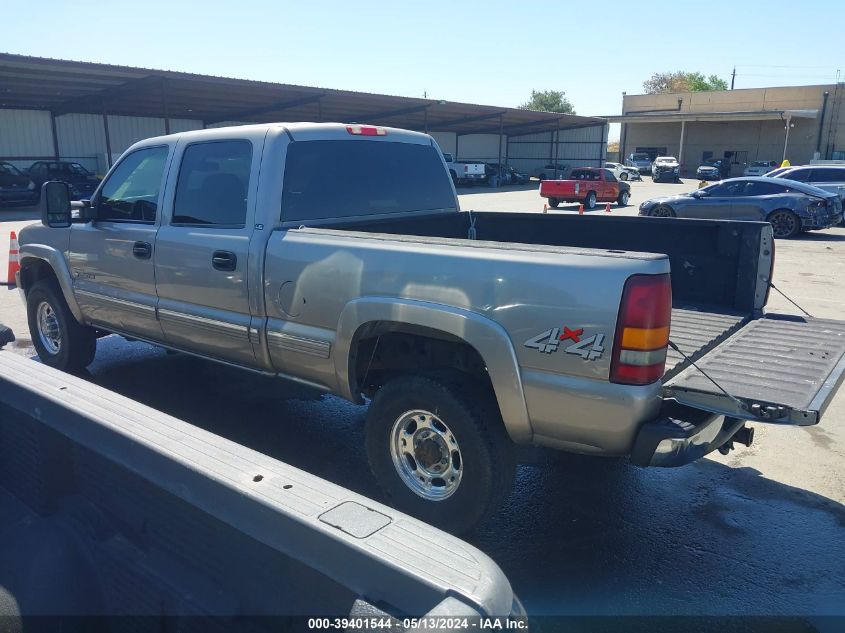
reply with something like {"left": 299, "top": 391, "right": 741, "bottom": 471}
{"left": 608, "top": 84, "right": 845, "bottom": 176}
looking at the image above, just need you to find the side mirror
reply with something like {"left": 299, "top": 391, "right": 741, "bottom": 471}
{"left": 39, "top": 181, "right": 71, "bottom": 228}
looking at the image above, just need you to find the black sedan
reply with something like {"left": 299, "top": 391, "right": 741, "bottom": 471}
{"left": 638, "top": 177, "right": 842, "bottom": 238}
{"left": 0, "top": 162, "right": 37, "bottom": 206}
{"left": 27, "top": 160, "right": 101, "bottom": 201}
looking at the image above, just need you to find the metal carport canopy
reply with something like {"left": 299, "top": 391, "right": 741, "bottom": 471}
{"left": 0, "top": 53, "right": 604, "bottom": 136}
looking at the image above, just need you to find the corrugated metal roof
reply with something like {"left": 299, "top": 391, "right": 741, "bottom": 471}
{"left": 0, "top": 53, "right": 605, "bottom": 136}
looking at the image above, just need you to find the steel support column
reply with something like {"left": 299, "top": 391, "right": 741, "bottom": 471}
{"left": 102, "top": 104, "right": 113, "bottom": 169}
{"left": 678, "top": 120, "right": 686, "bottom": 175}
{"left": 497, "top": 114, "right": 503, "bottom": 175}
{"left": 50, "top": 112, "right": 60, "bottom": 159}
{"left": 161, "top": 78, "right": 171, "bottom": 135}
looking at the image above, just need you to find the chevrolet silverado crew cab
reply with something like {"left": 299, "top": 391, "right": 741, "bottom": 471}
{"left": 18, "top": 123, "right": 845, "bottom": 535}
{"left": 540, "top": 167, "right": 631, "bottom": 209}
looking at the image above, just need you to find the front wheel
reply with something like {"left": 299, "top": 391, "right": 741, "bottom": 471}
{"left": 617, "top": 190, "right": 630, "bottom": 206}
{"left": 769, "top": 209, "right": 801, "bottom": 239}
{"left": 620, "top": 172, "right": 628, "bottom": 181}
{"left": 365, "top": 374, "right": 516, "bottom": 535}
{"left": 651, "top": 205, "right": 675, "bottom": 217}
{"left": 548, "top": 197, "right": 560, "bottom": 208}
{"left": 584, "top": 191, "right": 597, "bottom": 210}
{"left": 26, "top": 281, "right": 96, "bottom": 371}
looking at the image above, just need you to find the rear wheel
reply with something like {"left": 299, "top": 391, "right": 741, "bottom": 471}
{"left": 365, "top": 374, "right": 516, "bottom": 535}
{"left": 538, "top": 173, "right": 547, "bottom": 181}
{"left": 26, "top": 281, "right": 96, "bottom": 371}
{"left": 620, "top": 172, "right": 628, "bottom": 181}
{"left": 548, "top": 198, "right": 560, "bottom": 208}
{"left": 584, "top": 191, "right": 597, "bottom": 210}
{"left": 651, "top": 205, "right": 675, "bottom": 217}
{"left": 769, "top": 209, "right": 801, "bottom": 239}
{"left": 617, "top": 190, "right": 630, "bottom": 206}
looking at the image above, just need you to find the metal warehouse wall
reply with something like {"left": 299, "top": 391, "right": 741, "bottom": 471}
{"left": 0, "top": 109, "right": 54, "bottom": 162}
{"left": 455, "top": 134, "right": 507, "bottom": 162}
{"left": 0, "top": 109, "right": 203, "bottom": 173}
{"left": 506, "top": 124, "right": 607, "bottom": 173}
{"left": 429, "top": 132, "right": 456, "bottom": 155}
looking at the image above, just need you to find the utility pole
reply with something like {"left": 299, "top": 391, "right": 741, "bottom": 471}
{"left": 731, "top": 67, "right": 736, "bottom": 90}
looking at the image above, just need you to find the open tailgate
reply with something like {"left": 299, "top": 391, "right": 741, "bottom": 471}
{"left": 664, "top": 314, "right": 845, "bottom": 425}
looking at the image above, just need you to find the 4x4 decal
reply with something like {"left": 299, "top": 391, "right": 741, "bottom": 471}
{"left": 524, "top": 326, "right": 605, "bottom": 360}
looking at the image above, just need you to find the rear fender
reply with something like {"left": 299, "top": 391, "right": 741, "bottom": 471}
{"left": 335, "top": 297, "right": 533, "bottom": 444}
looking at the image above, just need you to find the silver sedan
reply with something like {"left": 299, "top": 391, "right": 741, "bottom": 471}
{"left": 638, "top": 177, "right": 842, "bottom": 238}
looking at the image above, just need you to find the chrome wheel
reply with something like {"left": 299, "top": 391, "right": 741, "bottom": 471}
{"left": 390, "top": 409, "right": 463, "bottom": 500}
{"left": 36, "top": 301, "right": 61, "bottom": 354}
{"left": 769, "top": 210, "right": 799, "bottom": 238}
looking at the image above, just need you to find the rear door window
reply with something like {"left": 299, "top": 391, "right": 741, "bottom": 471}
{"left": 783, "top": 168, "right": 811, "bottom": 182}
{"left": 172, "top": 140, "right": 252, "bottom": 227}
{"left": 281, "top": 140, "right": 456, "bottom": 222}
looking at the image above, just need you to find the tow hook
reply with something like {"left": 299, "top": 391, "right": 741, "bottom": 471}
{"left": 718, "top": 425, "right": 755, "bottom": 455}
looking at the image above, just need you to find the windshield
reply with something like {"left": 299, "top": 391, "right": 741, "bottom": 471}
{"left": 0, "top": 162, "right": 24, "bottom": 177}
{"left": 632, "top": 154, "right": 649, "bottom": 161}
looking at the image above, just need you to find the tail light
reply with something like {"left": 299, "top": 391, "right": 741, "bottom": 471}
{"left": 610, "top": 274, "right": 672, "bottom": 385}
{"left": 346, "top": 125, "right": 387, "bottom": 136}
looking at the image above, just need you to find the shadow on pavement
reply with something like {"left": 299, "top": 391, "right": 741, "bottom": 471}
{"left": 74, "top": 336, "right": 845, "bottom": 618}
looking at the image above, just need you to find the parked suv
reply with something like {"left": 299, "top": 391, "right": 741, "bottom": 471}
{"left": 652, "top": 156, "right": 681, "bottom": 183}
{"left": 696, "top": 158, "right": 731, "bottom": 181}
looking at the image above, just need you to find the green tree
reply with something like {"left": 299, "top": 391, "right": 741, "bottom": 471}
{"left": 518, "top": 89, "right": 575, "bottom": 114}
{"left": 643, "top": 71, "right": 728, "bottom": 94}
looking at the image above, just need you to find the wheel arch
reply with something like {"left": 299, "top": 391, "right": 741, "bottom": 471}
{"left": 335, "top": 297, "right": 532, "bottom": 444}
{"left": 19, "top": 245, "right": 83, "bottom": 321}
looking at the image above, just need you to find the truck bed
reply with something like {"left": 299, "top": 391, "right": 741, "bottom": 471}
{"left": 318, "top": 212, "right": 769, "bottom": 377}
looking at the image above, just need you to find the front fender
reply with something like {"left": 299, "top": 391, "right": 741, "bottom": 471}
{"left": 334, "top": 297, "right": 533, "bottom": 444}
{"left": 19, "top": 244, "right": 83, "bottom": 322}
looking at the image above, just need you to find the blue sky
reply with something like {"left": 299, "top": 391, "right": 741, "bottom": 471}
{"left": 5, "top": 0, "right": 844, "bottom": 139}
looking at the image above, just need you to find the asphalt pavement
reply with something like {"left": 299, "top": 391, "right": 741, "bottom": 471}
{"left": 1, "top": 181, "right": 844, "bottom": 620}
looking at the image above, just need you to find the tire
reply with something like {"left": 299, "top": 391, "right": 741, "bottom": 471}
{"left": 617, "top": 190, "right": 630, "bottom": 207}
{"left": 620, "top": 172, "right": 628, "bottom": 181}
{"left": 651, "top": 205, "right": 675, "bottom": 218}
{"left": 548, "top": 198, "right": 560, "bottom": 208}
{"left": 27, "top": 281, "right": 97, "bottom": 371}
{"left": 365, "top": 374, "right": 516, "bottom": 536}
{"left": 584, "top": 191, "right": 597, "bottom": 210}
{"left": 768, "top": 209, "right": 801, "bottom": 239}
{"left": 538, "top": 173, "right": 547, "bottom": 181}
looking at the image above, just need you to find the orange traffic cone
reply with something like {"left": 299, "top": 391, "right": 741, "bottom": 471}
{"left": 6, "top": 231, "right": 20, "bottom": 286}
{"left": 578, "top": 204, "right": 584, "bottom": 215}
{"left": 605, "top": 202, "right": 612, "bottom": 213}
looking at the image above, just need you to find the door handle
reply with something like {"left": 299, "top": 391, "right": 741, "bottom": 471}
{"left": 212, "top": 250, "right": 237, "bottom": 271}
{"left": 132, "top": 241, "right": 152, "bottom": 259}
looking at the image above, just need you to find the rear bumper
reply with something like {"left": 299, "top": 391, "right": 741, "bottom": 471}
{"left": 630, "top": 405, "right": 744, "bottom": 467}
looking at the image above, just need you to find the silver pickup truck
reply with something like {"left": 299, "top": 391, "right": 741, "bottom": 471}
{"left": 18, "top": 123, "right": 845, "bottom": 535}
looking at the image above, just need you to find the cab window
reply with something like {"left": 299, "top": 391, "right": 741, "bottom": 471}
{"left": 97, "top": 146, "right": 169, "bottom": 223}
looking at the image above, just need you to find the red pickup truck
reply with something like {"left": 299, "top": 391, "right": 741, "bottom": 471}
{"left": 540, "top": 167, "right": 631, "bottom": 209}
